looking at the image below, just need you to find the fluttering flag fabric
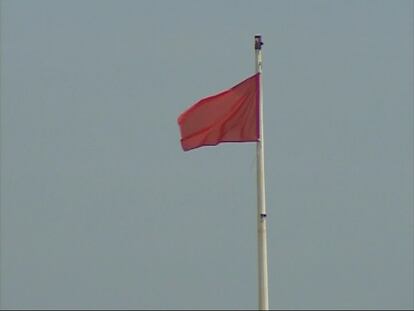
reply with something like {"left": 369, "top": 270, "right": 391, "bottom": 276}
{"left": 177, "top": 73, "right": 260, "bottom": 151}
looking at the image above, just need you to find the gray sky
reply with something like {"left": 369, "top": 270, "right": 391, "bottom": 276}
{"left": 0, "top": 0, "right": 413, "bottom": 309}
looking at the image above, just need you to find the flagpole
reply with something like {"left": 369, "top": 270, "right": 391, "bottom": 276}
{"left": 255, "top": 34, "right": 269, "bottom": 310}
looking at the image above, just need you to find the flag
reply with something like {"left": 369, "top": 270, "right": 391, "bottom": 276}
{"left": 177, "top": 73, "right": 260, "bottom": 151}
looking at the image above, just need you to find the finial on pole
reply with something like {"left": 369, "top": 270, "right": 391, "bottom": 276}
{"left": 255, "top": 34, "right": 263, "bottom": 50}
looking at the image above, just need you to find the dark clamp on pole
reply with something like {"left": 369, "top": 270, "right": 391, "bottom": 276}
{"left": 255, "top": 35, "right": 263, "bottom": 50}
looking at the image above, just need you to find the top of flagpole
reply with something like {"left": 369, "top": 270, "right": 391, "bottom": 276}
{"left": 255, "top": 34, "right": 263, "bottom": 50}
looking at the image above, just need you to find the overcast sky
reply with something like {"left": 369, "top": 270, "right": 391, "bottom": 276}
{"left": 0, "top": 0, "right": 413, "bottom": 309}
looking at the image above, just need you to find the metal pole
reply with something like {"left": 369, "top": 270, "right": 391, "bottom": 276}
{"left": 255, "top": 34, "right": 269, "bottom": 310}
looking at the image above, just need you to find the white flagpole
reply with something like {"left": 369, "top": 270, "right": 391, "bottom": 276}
{"left": 255, "top": 34, "right": 269, "bottom": 310}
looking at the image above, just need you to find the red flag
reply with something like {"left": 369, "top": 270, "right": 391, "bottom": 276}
{"left": 177, "top": 73, "right": 260, "bottom": 151}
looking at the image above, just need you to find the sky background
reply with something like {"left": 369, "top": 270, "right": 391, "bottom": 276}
{"left": 0, "top": 0, "right": 413, "bottom": 309}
